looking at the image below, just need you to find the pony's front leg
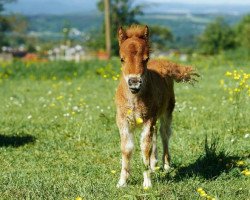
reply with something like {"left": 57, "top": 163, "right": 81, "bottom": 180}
{"left": 140, "top": 120, "right": 156, "bottom": 188}
{"left": 117, "top": 117, "right": 134, "bottom": 188}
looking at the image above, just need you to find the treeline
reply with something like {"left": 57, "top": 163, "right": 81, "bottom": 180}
{"left": 198, "top": 16, "right": 250, "bottom": 54}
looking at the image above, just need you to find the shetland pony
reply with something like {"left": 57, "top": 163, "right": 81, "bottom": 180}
{"left": 115, "top": 25, "right": 198, "bottom": 188}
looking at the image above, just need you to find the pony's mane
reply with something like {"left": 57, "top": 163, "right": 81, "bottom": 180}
{"left": 125, "top": 25, "right": 147, "bottom": 39}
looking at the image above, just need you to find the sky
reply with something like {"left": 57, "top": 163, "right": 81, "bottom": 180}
{"left": 143, "top": 0, "right": 250, "bottom": 5}
{"left": 4, "top": 0, "right": 250, "bottom": 15}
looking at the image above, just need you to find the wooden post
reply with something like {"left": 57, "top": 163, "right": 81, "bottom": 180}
{"left": 104, "top": 0, "right": 111, "bottom": 59}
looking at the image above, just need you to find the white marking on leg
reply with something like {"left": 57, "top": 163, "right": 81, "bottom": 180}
{"left": 143, "top": 170, "right": 152, "bottom": 188}
{"left": 117, "top": 124, "right": 134, "bottom": 188}
{"left": 140, "top": 123, "right": 151, "bottom": 164}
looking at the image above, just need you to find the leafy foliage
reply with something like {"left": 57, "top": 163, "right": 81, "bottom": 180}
{"left": 0, "top": 0, "right": 17, "bottom": 47}
{"left": 198, "top": 17, "right": 236, "bottom": 55}
{"left": 235, "top": 14, "right": 250, "bottom": 51}
{"left": 150, "top": 25, "right": 173, "bottom": 50}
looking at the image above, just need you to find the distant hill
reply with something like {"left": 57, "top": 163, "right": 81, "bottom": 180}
{"left": 143, "top": 2, "right": 250, "bottom": 15}
{"left": 22, "top": 12, "right": 243, "bottom": 49}
{"left": 5, "top": 0, "right": 250, "bottom": 49}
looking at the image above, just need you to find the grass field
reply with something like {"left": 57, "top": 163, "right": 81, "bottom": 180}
{"left": 0, "top": 55, "right": 249, "bottom": 199}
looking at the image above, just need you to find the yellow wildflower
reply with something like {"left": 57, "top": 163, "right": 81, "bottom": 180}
{"left": 243, "top": 73, "right": 249, "bottom": 80}
{"left": 75, "top": 197, "right": 83, "bottom": 200}
{"left": 136, "top": 117, "right": 143, "bottom": 125}
{"left": 225, "top": 71, "right": 232, "bottom": 76}
{"left": 206, "top": 195, "right": 213, "bottom": 200}
{"left": 111, "top": 170, "right": 116, "bottom": 174}
{"left": 143, "top": 187, "right": 149, "bottom": 190}
{"left": 197, "top": 188, "right": 204, "bottom": 193}
{"left": 241, "top": 169, "right": 250, "bottom": 176}
{"left": 234, "top": 75, "right": 240, "bottom": 80}
{"left": 234, "top": 88, "right": 240, "bottom": 93}
{"left": 239, "top": 80, "right": 245, "bottom": 86}
{"left": 244, "top": 171, "right": 250, "bottom": 176}
{"left": 236, "top": 161, "right": 245, "bottom": 166}
{"left": 127, "top": 109, "right": 132, "bottom": 115}
{"left": 56, "top": 95, "right": 64, "bottom": 100}
{"left": 200, "top": 192, "right": 207, "bottom": 197}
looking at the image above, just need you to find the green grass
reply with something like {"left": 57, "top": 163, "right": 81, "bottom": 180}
{"left": 0, "top": 56, "right": 249, "bottom": 200}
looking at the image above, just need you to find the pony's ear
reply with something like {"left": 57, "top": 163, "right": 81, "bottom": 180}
{"left": 118, "top": 26, "right": 127, "bottom": 46}
{"left": 144, "top": 25, "right": 149, "bottom": 41}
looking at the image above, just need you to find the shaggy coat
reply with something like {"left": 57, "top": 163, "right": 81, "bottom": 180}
{"left": 115, "top": 25, "right": 198, "bottom": 188}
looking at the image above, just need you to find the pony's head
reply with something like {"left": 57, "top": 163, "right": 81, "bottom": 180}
{"left": 118, "top": 25, "right": 150, "bottom": 94}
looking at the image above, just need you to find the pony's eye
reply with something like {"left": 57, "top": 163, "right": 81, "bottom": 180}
{"left": 120, "top": 58, "right": 125, "bottom": 63}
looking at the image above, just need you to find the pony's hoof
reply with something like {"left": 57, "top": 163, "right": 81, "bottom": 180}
{"left": 116, "top": 180, "right": 127, "bottom": 188}
{"left": 164, "top": 164, "right": 171, "bottom": 172}
{"left": 143, "top": 178, "right": 152, "bottom": 188}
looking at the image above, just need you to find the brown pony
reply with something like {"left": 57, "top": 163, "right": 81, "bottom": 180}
{"left": 115, "top": 25, "right": 198, "bottom": 188}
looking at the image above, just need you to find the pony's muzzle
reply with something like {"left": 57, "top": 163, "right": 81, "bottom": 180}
{"left": 128, "top": 77, "right": 142, "bottom": 94}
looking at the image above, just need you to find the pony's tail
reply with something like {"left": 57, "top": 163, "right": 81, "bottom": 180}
{"left": 161, "top": 61, "right": 200, "bottom": 84}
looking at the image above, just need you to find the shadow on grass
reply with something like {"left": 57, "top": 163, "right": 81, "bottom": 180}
{"left": 164, "top": 136, "right": 246, "bottom": 181}
{"left": 0, "top": 134, "right": 36, "bottom": 147}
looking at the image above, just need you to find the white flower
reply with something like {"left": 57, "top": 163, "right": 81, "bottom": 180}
{"left": 27, "top": 115, "right": 32, "bottom": 119}
{"left": 73, "top": 106, "right": 79, "bottom": 111}
{"left": 63, "top": 113, "right": 70, "bottom": 117}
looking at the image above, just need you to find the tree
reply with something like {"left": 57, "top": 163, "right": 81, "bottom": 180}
{"left": 0, "top": 0, "right": 16, "bottom": 48}
{"left": 150, "top": 25, "right": 173, "bottom": 51}
{"left": 235, "top": 14, "right": 250, "bottom": 51}
{"left": 6, "top": 14, "right": 29, "bottom": 47}
{"left": 96, "top": 0, "right": 144, "bottom": 55}
{"left": 198, "top": 17, "right": 235, "bottom": 55}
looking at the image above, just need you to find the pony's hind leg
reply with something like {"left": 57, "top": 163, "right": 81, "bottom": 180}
{"left": 150, "top": 125, "right": 158, "bottom": 171}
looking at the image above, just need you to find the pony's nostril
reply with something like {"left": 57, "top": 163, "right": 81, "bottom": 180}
{"left": 128, "top": 79, "right": 133, "bottom": 86}
{"left": 128, "top": 77, "right": 142, "bottom": 86}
